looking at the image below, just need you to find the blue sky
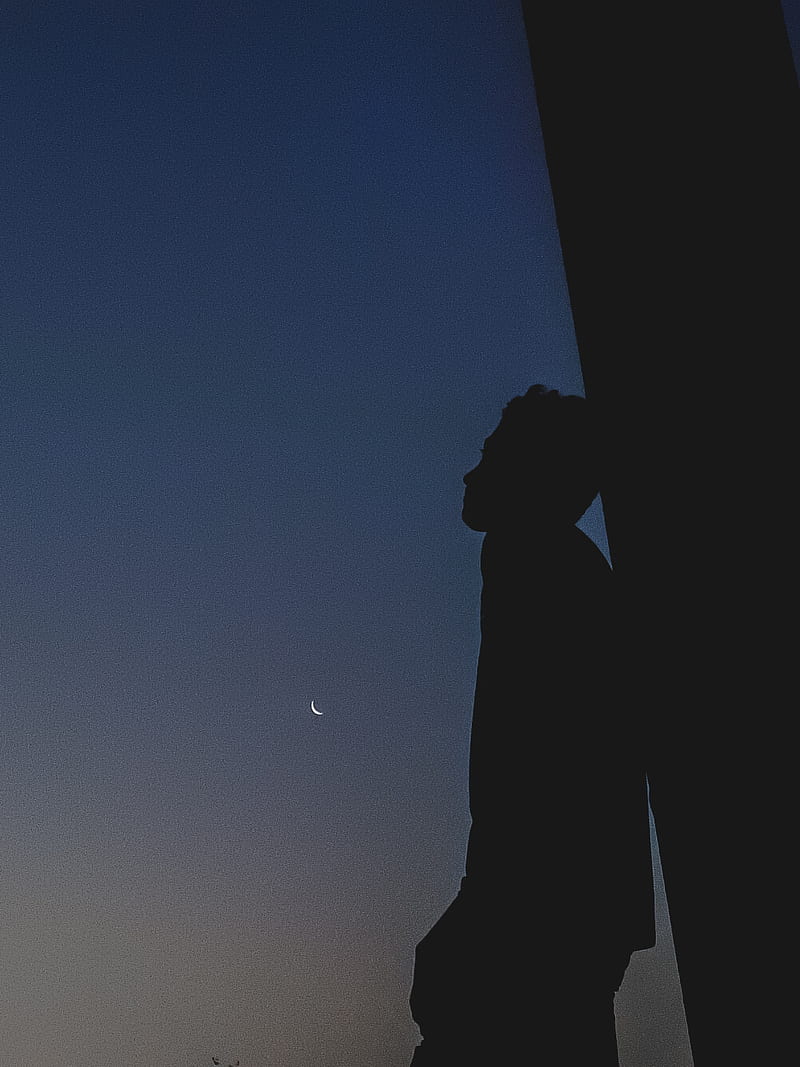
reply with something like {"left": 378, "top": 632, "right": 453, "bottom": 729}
{"left": 2, "top": 2, "right": 795, "bottom": 1063}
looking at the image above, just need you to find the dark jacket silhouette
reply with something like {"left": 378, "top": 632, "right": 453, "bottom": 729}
{"left": 409, "top": 387, "right": 654, "bottom": 1066}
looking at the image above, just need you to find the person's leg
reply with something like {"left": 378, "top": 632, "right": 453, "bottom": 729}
{"left": 411, "top": 991, "right": 618, "bottom": 1067}
{"left": 409, "top": 887, "right": 498, "bottom": 1065}
{"left": 409, "top": 888, "right": 632, "bottom": 1066}
{"left": 543, "top": 949, "right": 630, "bottom": 1067}
{"left": 471, "top": 946, "right": 630, "bottom": 1066}
{"left": 409, "top": 1036, "right": 485, "bottom": 1066}
{"left": 409, "top": 896, "right": 468, "bottom": 1043}
{"left": 556, "top": 988, "right": 621, "bottom": 1066}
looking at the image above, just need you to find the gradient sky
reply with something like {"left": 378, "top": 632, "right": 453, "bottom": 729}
{"left": 3, "top": 3, "right": 796, "bottom": 1065}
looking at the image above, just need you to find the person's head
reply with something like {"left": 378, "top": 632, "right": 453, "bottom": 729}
{"left": 461, "top": 385, "right": 601, "bottom": 532}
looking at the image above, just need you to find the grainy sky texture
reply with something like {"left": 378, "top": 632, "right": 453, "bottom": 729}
{"left": 2, "top": 2, "right": 796, "bottom": 1064}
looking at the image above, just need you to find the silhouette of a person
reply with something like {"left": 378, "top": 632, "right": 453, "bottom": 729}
{"left": 409, "top": 386, "right": 654, "bottom": 1065}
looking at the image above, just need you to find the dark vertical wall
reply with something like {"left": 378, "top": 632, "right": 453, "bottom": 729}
{"left": 518, "top": 3, "right": 798, "bottom": 1062}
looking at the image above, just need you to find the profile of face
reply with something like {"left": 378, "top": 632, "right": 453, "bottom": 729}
{"left": 461, "top": 414, "right": 597, "bottom": 532}
{"left": 461, "top": 426, "right": 521, "bottom": 533}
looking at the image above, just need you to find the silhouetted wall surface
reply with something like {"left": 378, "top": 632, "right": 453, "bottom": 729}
{"left": 519, "top": 2, "right": 799, "bottom": 1062}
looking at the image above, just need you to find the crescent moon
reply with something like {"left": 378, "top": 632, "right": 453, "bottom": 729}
{"left": 311, "top": 700, "right": 323, "bottom": 715}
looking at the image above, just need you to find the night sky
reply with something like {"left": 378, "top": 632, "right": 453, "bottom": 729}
{"left": 3, "top": 3, "right": 796, "bottom": 1064}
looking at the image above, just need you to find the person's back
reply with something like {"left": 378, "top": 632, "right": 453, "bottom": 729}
{"left": 468, "top": 524, "right": 622, "bottom": 876}
{"left": 409, "top": 386, "right": 654, "bottom": 1066}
